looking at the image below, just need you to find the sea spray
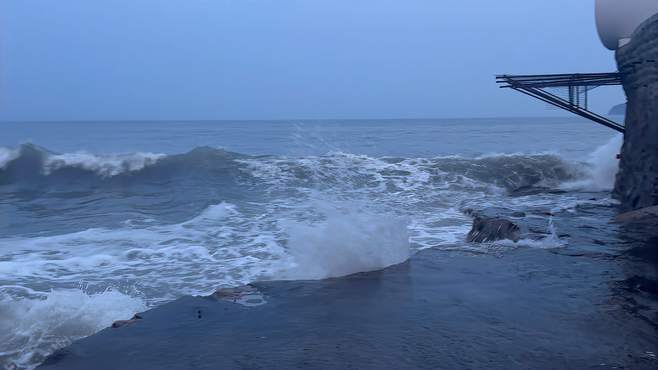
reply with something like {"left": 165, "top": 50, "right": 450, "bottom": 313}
{"left": 562, "top": 134, "right": 622, "bottom": 191}
{"left": 282, "top": 200, "right": 411, "bottom": 280}
{"left": 496, "top": 217, "right": 566, "bottom": 249}
{"left": 0, "top": 147, "right": 19, "bottom": 169}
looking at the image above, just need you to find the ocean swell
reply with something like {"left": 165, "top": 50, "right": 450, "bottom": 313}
{"left": 0, "top": 144, "right": 588, "bottom": 194}
{"left": 0, "top": 138, "right": 622, "bottom": 370}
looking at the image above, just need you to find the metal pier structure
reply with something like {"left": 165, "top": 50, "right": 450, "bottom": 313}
{"left": 496, "top": 72, "right": 625, "bottom": 133}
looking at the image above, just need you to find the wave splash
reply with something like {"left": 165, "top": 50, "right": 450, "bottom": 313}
{"left": 561, "top": 135, "right": 622, "bottom": 191}
{"left": 0, "top": 289, "right": 145, "bottom": 370}
{"left": 0, "top": 139, "right": 621, "bottom": 369}
{"left": 282, "top": 200, "right": 411, "bottom": 280}
{"left": 0, "top": 198, "right": 410, "bottom": 369}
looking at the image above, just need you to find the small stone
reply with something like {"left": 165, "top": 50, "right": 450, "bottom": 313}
{"left": 112, "top": 314, "right": 142, "bottom": 328}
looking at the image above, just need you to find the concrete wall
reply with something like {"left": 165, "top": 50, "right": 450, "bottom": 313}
{"left": 614, "top": 13, "right": 658, "bottom": 211}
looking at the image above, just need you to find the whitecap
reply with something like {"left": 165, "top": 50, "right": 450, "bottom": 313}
{"left": 43, "top": 151, "right": 166, "bottom": 177}
{"left": 0, "top": 147, "right": 19, "bottom": 169}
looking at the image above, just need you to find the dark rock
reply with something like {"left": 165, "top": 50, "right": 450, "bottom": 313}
{"left": 467, "top": 216, "right": 521, "bottom": 243}
{"left": 614, "top": 14, "right": 658, "bottom": 212}
{"left": 512, "top": 211, "right": 526, "bottom": 218}
{"left": 613, "top": 205, "right": 658, "bottom": 225}
{"left": 509, "top": 186, "right": 567, "bottom": 197}
{"left": 462, "top": 208, "right": 477, "bottom": 217}
{"left": 111, "top": 314, "right": 142, "bottom": 328}
{"left": 618, "top": 276, "right": 658, "bottom": 296}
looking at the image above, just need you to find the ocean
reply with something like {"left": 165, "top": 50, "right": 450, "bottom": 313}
{"left": 0, "top": 118, "right": 646, "bottom": 369}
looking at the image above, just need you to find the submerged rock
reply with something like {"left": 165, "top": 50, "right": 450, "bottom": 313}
{"left": 509, "top": 186, "right": 567, "bottom": 197}
{"left": 467, "top": 216, "right": 521, "bottom": 243}
{"left": 614, "top": 205, "right": 658, "bottom": 225}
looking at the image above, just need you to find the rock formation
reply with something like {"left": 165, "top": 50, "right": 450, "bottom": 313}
{"left": 467, "top": 216, "right": 521, "bottom": 243}
{"left": 614, "top": 13, "right": 658, "bottom": 212}
{"left": 608, "top": 103, "right": 627, "bottom": 116}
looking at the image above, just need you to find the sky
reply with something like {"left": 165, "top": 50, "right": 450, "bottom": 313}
{"left": 0, "top": 0, "right": 625, "bottom": 121}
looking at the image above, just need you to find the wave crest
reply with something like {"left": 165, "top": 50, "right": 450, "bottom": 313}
{"left": 44, "top": 151, "right": 165, "bottom": 177}
{"left": 0, "top": 143, "right": 597, "bottom": 195}
{"left": 0, "top": 144, "right": 165, "bottom": 179}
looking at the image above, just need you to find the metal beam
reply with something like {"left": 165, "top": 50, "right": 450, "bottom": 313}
{"left": 496, "top": 73, "right": 625, "bottom": 133}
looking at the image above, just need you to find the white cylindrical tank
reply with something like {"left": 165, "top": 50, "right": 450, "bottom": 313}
{"left": 596, "top": 0, "right": 658, "bottom": 50}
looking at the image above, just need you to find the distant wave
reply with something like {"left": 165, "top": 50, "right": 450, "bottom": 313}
{"left": 0, "top": 143, "right": 598, "bottom": 193}
{"left": 44, "top": 151, "right": 166, "bottom": 177}
{"left": 0, "top": 144, "right": 165, "bottom": 178}
{"left": 0, "top": 144, "right": 244, "bottom": 186}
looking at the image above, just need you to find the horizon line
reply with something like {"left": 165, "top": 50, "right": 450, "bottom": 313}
{"left": 0, "top": 115, "right": 610, "bottom": 124}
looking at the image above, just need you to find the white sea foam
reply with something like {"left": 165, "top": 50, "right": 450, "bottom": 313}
{"left": 238, "top": 152, "right": 495, "bottom": 196}
{"left": 0, "top": 201, "right": 289, "bottom": 369}
{"left": 0, "top": 289, "right": 145, "bottom": 370}
{"left": 496, "top": 218, "right": 566, "bottom": 250}
{"left": 43, "top": 151, "right": 166, "bottom": 177}
{"left": 0, "top": 147, "right": 19, "bottom": 169}
{"left": 0, "top": 197, "right": 416, "bottom": 368}
{"left": 0, "top": 202, "right": 286, "bottom": 299}
{"left": 0, "top": 146, "right": 609, "bottom": 369}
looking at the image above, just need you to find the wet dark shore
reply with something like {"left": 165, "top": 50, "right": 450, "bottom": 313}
{"left": 39, "top": 218, "right": 657, "bottom": 370}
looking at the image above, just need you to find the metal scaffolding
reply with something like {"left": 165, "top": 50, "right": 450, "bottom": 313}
{"left": 496, "top": 73, "right": 625, "bottom": 133}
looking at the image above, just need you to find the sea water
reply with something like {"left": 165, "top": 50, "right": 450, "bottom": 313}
{"left": 0, "top": 118, "right": 623, "bottom": 369}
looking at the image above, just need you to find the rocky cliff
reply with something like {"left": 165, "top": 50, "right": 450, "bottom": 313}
{"left": 614, "top": 13, "right": 658, "bottom": 212}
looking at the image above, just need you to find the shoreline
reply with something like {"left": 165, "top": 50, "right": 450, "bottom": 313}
{"left": 38, "top": 211, "right": 657, "bottom": 370}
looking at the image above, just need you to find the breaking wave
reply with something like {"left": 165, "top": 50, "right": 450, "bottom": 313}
{"left": 0, "top": 144, "right": 165, "bottom": 179}
{"left": 0, "top": 143, "right": 590, "bottom": 194}
{"left": 0, "top": 139, "right": 619, "bottom": 369}
{"left": 44, "top": 151, "right": 165, "bottom": 177}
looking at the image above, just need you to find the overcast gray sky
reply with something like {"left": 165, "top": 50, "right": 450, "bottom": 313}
{"left": 0, "top": 0, "right": 624, "bottom": 121}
